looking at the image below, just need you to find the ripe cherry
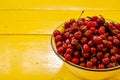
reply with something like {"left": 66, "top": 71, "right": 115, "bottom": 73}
{"left": 92, "top": 36, "right": 102, "bottom": 44}
{"left": 102, "top": 57, "right": 110, "bottom": 65}
{"left": 86, "top": 61, "right": 94, "bottom": 68}
{"left": 66, "top": 48, "right": 73, "bottom": 55}
{"left": 90, "top": 57, "right": 97, "bottom": 64}
{"left": 84, "top": 30, "right": 92, "bottom": 38}
{"left": 87, "top": 21, "right": 96, "bottom": 27}
{"left": 53, "top": 30, "right": 61, "bottom": 36}
{"left": 90, "top": 47, "right": 97, "bottom": 54}
{"left": 72, "top": 58, "right": 79, "bottom": 64}
{"left": 64, "top": 53, "right": 72, "bottom": 61}
{"left": 81, "top": 37, "right": 88, "bottom": 44}
{"left": 98, "top": 63, "right": 105, "bottom": 69}
{"left": 57, "top": 47, "right": 65, "bottom": 54}
{"left": 74, "top": 31, "right": 82, "bottom": 39}
{"left": 55, "top": 35, "right": 62, "bottom": 43}
{"left": 64, "top": 22, "right": 70, "bottom": 28}
{"left": 83, "top": 53, "right": 90, "bottom": 58}
{"left": 83, "top": 44, "right": 90, "bottom": 53}
{"left": 98, "top": 27, "right": 105, "bottom": 35}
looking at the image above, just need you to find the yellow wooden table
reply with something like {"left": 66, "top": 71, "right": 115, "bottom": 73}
{"left": 0, "top": 0, "right": 120, "bottom": 80}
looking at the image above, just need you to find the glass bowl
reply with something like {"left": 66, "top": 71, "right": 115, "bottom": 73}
{"left": 51, "top": 16, "right": 120, "bottom": 80}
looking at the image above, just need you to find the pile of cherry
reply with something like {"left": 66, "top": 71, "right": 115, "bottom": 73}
{"left": 53, "top": 16, "right": 120, "bottom": 69}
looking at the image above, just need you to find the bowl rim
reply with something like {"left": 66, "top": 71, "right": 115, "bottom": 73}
{"left": 51, "top": 23, "right": 120, "bottom": 72}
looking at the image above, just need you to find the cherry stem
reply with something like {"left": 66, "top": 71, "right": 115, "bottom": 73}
{"left": 99, "top": 15, "right": 104, "bottom": 18}
{"left": 87, "top": 16, "right": 92, "bottom": 19}
{"left": 78, "top": 10, "right": 85, "bottom": 20}
{"left": 91, "top": 54, "right": 96, "bottom": 57}
{"left": 78, "top": 44, "right": 84, "bottom": 53}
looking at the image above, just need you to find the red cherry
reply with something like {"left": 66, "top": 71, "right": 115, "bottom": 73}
{"left": 102, "top": 57, "right": 110, "bottom": 65}
{"left": 88, "top": 40, "right": 94, "bottom": 47}
{"left": 108, "top": 36, "right": 114, "bottom": 41}
{"left": 65, "top": 28, "right": 72, "bottom": 33}
{"left": 98, "top": 63, "right": 105, "bottom": 69}
{"left": 90, "top": 57, "right": 97, "bottom": 64}
{"left": 57, "top": 47, "right": 65, "bottom": 54}
{"left": 107, "top": 63, "right": 115, "bottom": 68}
{"left": 91, "top": 16, "right": 98, "bottom": 21}
{"left": 92, "top": 36, "right": 102, "bottom": 44}
{"left": 72, "top": 58, "right": 79, "bottom": 64}
{"left": 64, "top": 53, "right": 72, "bottom": 61}
{"left": 79, "top": 18, "right": 85, "bottom": 21}
{"left": 73, "top": 51, "right": 80, "bottom": 57}
{"left": 62, "top": 43, "right": 67, "bottom": 49}
{"left": 63, "top": 32, "right": 69, "bottom": 39}
{"left": 81, "top": 37, "right": 88, "bottom": 44}
{"left": 83, "top": 53, "right": 90, "bottom": 58}
{"left": 64, "top": 22, "right": 70, "bottom": 28}
{"left": 97, "top": 44, "right": 104, "bottom": 51}
{"left": 84, "top": 30, "right": 92, "bottom": 38}
{"left": 87, "top": 21, "right": 96, "bottom": 27}
{"left": 70, "top": 19, "right": 76, "bottom": 24}
{"left": 90, "top": 27, "right": 96, "bottom": 33}
{"left": 116, "top": 23, "right": 120, "bottom": 30}
{"left": 90, "top": 47, "right": 97, "bottom": 54}
{"left": 66, "top": 48, "right": 73, "bottom": 55}
{"left": 67, "top": 44, "right": 74, "bottom": 50}
{"left": 117, "top": 33, "right": 120, "bottom": 39}
{"left": 71, "top": 23, "right": 79, "bottom": 32}
{"left": 80, "top": 57, "right": 85, "bottom": 62}
{"left": 100, "top": 34, "right": 107, "bottom": 40}
{"left": 71, "top": 38, "right": 79, "bottom": 45}
{"left": 110, "top": 49, "right": 116, "bottom": 55}
{"left": 83, "top": 44, "right": 90, "bottom": 53}
{"left": 53, "top": 30, "right": 61, "bottom": 36}
{"left": 97, "top": 18, "right": 105, "bottom": 25}
{"left": 102, "top": 40, "right": 108, "bottom": 47}
{"left": 104, "top": 53, "right": 110, "bottom": 58}
{"left": 86, "top": 61, "right": 94, "bottom": 68}
{"left": 115, "top": 54, "right": 120, "bottom": 60}
{"left": 113, "top": 39, "right": 120, "bottom": 46}
{"left": 74, "top": 31, "right": 82, "bottom": 39}
{"left": 107, "top": 41, "right": 113, "bottom": 48}
{"left": 56, "top": 41, "right": 62, "bottom": 48}
{"left": 96, "top": 52, "right": 103, "bottom": 60}
{"left": 98, "top": 27, "right": 105, "bottom": 35}
{"left": 113, "top": 46, "right": 118, "bottom": 53}
{"left": 80, "top": 63, "right": 86, "bottom": 67}
{"left": 55, "top": 35, "right": 62, "bottom": 43}
{"left": 111, "top": 56, "right": 117, "bottom": 63}
{"left": 65, "top": 39, "right": 70, "bottom": 44}
{"left": 77, "top": 20, "right": 84, "bottom": 26}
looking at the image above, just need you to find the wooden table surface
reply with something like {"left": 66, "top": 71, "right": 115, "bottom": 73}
{"left": 0, "top": 0, "right": 120, "bottom": 80}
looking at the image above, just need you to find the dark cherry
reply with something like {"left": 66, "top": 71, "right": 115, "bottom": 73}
{"left": 90, "top": 57, "right": 97, "bottom": 64}
{"left": 92, "top": 36, "right": 102, "bottom": 44}
{"left": 98, "top": 63, "right": 105, "bottom": 69}
{"left": 102, "top": 57, "right": 110, "bottom": 65}
{"left": 72, "top": 58, "right": 79, "bottom": 64}
{"left": 66, "top": 48, "right": 74, "bottom": 55}
{"left": 53, "top": 30, "right": 61, "bottom": 36}
{"left": 81, "top": 37, "right": 88, "bottom": 44}
{"left": 83, "top": 44, "right": 90, "bottom": 53}
{"left": 64, "top": 53, "right": 72, "bottom": 61}
{"left": 86, "top": 61, "right": 94, "bottom": 68}
{"left": 83, "top": 53, "right": 90, "bottom": 58}
{"left": 90, "top": 47, "right": 97, "bottom": 54}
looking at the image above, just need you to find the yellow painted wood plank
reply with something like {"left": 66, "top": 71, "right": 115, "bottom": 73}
{"left": 0, "top": 0, "right": 120, "bottom": 10}
{"left": 0, "top": 10, "right": 120, "bottom": 34}
{"left": 0, "top": 34, "right": 119, "bottom": 80}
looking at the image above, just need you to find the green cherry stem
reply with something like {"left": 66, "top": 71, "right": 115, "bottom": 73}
{"left": 78, "top": 10, "right": 85, "bottom": 20}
